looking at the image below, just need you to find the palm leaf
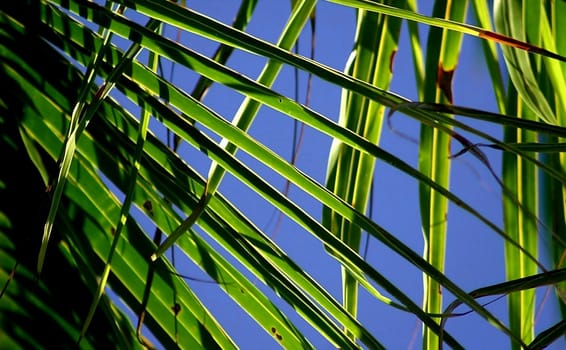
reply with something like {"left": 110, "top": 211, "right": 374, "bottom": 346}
{"left": 1, "top": 0, "right": 566, "bottom": 349}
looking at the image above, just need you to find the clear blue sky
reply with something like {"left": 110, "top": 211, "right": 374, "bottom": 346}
{"left": 120, "top": 1, "right": 565, "bottom": 349}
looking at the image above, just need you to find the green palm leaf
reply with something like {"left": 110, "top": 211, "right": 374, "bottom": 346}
{"left": 2, "top": 0, "right": 566, "bottom": 349}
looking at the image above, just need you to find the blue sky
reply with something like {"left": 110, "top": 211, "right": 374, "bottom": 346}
{"left": 116, "top": 1, "right": 565, "bottom": 349}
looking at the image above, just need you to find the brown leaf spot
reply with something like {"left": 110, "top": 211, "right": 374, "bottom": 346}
{"left": 271, "top": 327, "right": 282, "bottom": 341}
{"left": 437, "top": 65, "right": 455, "bottom": 104}
{"left": 478, "top": 30, "right": 531, "bottom": 51}
{"left": 142, "top": 200, "right": 153, "bottom": 216}
{"left": 171, "top": 303, "right": 181, "bottom": 316}
{"left": 389, "top": 49, "right": 397, "bottom": 73}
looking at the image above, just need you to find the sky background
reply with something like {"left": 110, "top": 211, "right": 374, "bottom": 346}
{"left": 110, "top": 1, "right": 565, "bottom": 349}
